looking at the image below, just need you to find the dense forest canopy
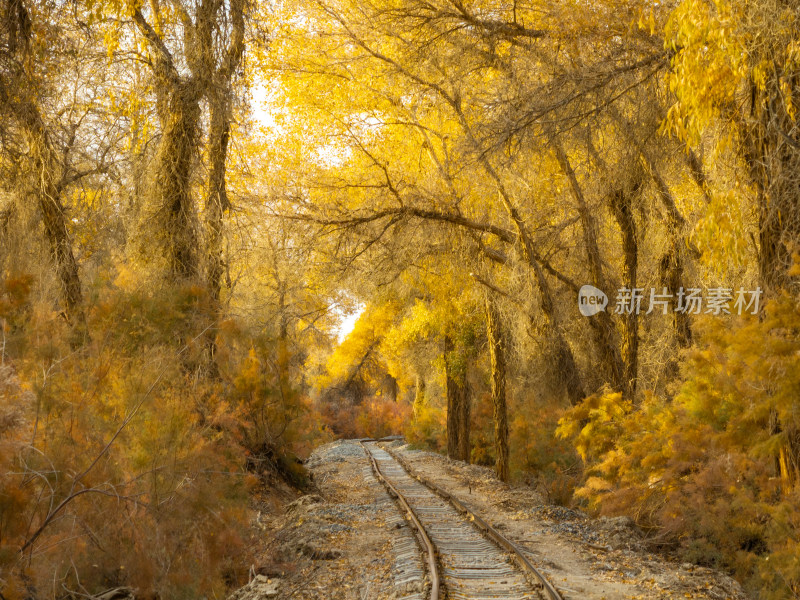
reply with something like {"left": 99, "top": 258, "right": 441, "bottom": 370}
{"left": 2, "top": 0, "right": 800, "bottom": 597}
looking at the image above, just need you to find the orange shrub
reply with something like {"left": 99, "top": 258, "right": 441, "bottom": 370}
{"left": 511, "top": 401, "right": 582, "bottom": 506}
{"left": 557, "top": 298, "right": 800, "bottom": 599}
{"left": 355, "top": 396, "right": 412, "bottom": 439}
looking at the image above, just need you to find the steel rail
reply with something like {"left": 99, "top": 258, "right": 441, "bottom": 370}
{"left": 359, "top": 441, "right": 440, "bottom": 600}
{"left": 381, "top": 444, "right": 565, "bottom": 600}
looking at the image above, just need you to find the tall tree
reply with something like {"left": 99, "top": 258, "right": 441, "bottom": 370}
{"left": 485, "top": 294, "right": 509, "bottom": 481}
{"left": 0, "top": 0, "right": 99, "bottom": 342}
{"left": 132, "top": 5, "right": 204, "bottom": 279}
{"left": 203, "top": 0, "right": 246, "bottom": 373}
{"left": 444, "top": 334, "right": 471, "bottom": 462}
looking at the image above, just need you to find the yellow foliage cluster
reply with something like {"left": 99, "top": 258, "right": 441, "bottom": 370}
{"left": 405, "top": 399, "right": 447, "bottom": 452}
{"left": 558, "top": 298, "right": 800, "bottom": 598}
{"left": 664, "top": 0, "right": 748, "bottom": 145}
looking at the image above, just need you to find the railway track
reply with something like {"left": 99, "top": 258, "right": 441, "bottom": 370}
{"left": 361, "top": 441, "right": 564, "bottom": 600}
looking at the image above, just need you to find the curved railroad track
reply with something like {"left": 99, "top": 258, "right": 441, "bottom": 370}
{"left": 361, "top": 440, "right": 564, "bottom": 600}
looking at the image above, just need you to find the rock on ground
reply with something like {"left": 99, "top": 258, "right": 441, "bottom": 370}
{"left": 228, "top": 575, "right": 280, "bottom": 600}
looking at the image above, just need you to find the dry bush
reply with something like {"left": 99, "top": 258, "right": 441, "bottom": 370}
{"left": 0, "top": 277, "right": 327, "bottom": 599}
{"left": 558, "top": 299, "right": 800, "bottom": 598}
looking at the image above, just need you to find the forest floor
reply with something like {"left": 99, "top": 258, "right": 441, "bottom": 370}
{"left": 231, "top": 440, "right": 751, "bottom": 600}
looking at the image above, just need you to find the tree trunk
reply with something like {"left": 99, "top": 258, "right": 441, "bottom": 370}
{"left": 21, "top": 101, "right": 87, "bottom": 343}
{"left": 0, "top": 5, "right": 86, "bottom": 343}
{"left": 277, "top": 289, "right": 290, "bottom": 403}
{"left": 745, "top": 72, "right": 800, "bottom": 489}
{"left": 609, "top": 188, "right": 639, "bottom": 398}
{"left": 457, "top": 376, "right": 471, "bottom": 463}
{"left": 134, "top": 9, "right": 203, "bottom": 282}
{"left": 155, "top": 81, "right": 202, "bottom": 280}
{"left": 607, "top": 111, "right": 694, "bottom": 351}
{"left": 451, "top": 113, "right": 585, "bottom": 405}
{"left": 445, "top": 335, "right": 459, "bottom": 459}
{"left": 413, "top": 374, "right": 426, "bottom": 417}
{"left": 485, "top": 296, "right": 509, "bottom": 482}
{"left": 445, "top": 334, "right": 470, "bottom": 461}
{"left": 383, "top": 373, "right": 399, "bottom": 402}
{"left": 203, "top": 89, "right": 231, "bottom": 375}
{"left": 646, "top": 161, "right": 693, "bottom": 349}
{"left": 659, "top": 241, "right": 692, "bottom": 348}
{"left": 745, "top": 74, "right": 800, "bottom": 294}
{"left": 203, "top": 0, "right": 245, "bottom": 374}
{"left": 553, "top": 335, "right": 585, "bottom": 405}
{"left": 527, "top": 253, "right": 586, "bottom": 405}
{"left": 552, "top": 139, "right": 624, "bottom": 391}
